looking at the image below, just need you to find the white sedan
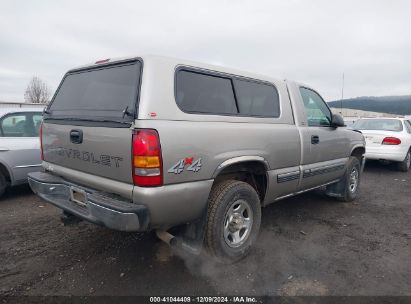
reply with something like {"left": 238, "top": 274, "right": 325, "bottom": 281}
{"left": 352, "top": 117, "right": 411, "bottom": 172}
{"left": 0, "top": 108, "right": 43, "bottom": 197}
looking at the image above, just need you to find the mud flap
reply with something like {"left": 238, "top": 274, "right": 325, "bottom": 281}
{"left": 172, "top": 209, "right": 208, "bottom": 256}
{"left": 326, "top": 156, "right": 364, "bottom": 198}
{"left": 325, "top": 179, "right": 344, "bottom": 198}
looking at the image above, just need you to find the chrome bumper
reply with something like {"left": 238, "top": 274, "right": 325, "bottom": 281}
{"left": 28, "top": 171, "right": 149, "bottom": 232}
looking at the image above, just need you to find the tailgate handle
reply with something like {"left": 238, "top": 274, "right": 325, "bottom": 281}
{"left": 70, "top": 129, "right": 83, "bottom": 144}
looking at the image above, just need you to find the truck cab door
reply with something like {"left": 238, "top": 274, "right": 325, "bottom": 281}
{"left": 297, "top": 87, "right": 349, "bottom": 190}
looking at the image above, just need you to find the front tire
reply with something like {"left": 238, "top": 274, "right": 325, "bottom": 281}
{"left": 397, "top": 150, "right": 410, "bottom": 172}
{"left": 326, "top": 156, "right": 361, "bottom": 202}
{"left": 204, "top": 180, "right": 261, "bottom": 263}
{"left": 338, "top": 157, "right": 361, "bottom": 202}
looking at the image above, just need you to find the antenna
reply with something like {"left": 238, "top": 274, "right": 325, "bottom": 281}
{"left": 341, "top": 72, "right": 344, "bottom": 115}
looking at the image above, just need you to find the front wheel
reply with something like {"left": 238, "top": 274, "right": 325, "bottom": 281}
{"left": 204, "top": 180, "right": 261, "bottom": 263}
{"left": 326, "top": 156, "right": 361, "bottom": 202}
{"left": 397, "top": 150, "right": 410, "bottom": 172}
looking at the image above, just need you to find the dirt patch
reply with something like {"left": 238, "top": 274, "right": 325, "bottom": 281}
{"left": 0, "top": 161, "right": 410, "bottom": 296}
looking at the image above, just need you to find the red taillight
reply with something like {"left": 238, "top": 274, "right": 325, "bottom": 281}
{"left": 39, "top": 122, "right": 44, "bottom": 160}
{"left": 132, "top": 129, "right": 163, "bottom": 187}
{"left": 382, "top": 137, "right": 401, "bottom": 145}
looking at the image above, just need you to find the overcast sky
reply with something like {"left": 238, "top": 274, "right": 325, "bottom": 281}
{"left": 1, "top": 0, "right": 410, "bottom": 102}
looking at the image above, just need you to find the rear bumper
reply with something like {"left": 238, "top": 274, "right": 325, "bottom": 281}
{"left": 365, "top": 147, "right": 407, "bottom": 162}
{"left": 28, "top": 171, "right": 149, "bottom": 232}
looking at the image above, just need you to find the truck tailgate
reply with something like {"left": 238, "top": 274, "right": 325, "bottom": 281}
{"left": 42, "top": 123, "right": 133, "bottom": 184}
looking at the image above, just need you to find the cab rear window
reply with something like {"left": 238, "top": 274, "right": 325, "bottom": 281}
{"left": 175, "top": 69, "right": 280, "bottom": 117}
{"left": 48, "top": 61, "right": 141, "bottom": 121}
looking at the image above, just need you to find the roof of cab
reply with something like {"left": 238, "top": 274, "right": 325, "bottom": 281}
{"left": 68, "top": 54, "right": 286, "bottom": 85}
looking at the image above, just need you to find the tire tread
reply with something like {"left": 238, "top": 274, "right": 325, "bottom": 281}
{"left": 204, "top": 180, "right": 260, "bottom": 262}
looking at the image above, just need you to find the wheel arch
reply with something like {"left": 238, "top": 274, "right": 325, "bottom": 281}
{"left": 351, "top": 146, "right": 365, "bottom": 161}
{"left": 212, "top": 156, "right": 269, "bottom": 202}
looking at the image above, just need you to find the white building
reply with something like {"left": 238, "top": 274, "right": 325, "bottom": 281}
{"left": 330, "top": 107, "right": 401, "bottom": 126}
{"left": 0, "top": 101, "right": 46, "bottom": 110}
{"left": 330, "top": 107, "right": 399, "bottom": 118}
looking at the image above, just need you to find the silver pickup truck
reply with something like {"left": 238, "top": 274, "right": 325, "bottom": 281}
{"left": 28, "top": 55, "right": 365, "bottom": 262}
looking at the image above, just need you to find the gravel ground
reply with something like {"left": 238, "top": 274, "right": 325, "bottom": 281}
{"left": 0, "top": 161, "right": 410, "bottom": 296}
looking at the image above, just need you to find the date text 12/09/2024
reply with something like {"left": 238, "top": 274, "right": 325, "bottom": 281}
{"left": 149, "top": 296, "right": 257, "bottom": 303}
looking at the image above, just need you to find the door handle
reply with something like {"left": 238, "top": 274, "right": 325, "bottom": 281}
{"left": 0, "top": 148, "right": 9, "bottom": 152}
{"left": 70, "top": 129, "right": 83, "bottom": 144}
{"left": 311, "top": 135, "right": 320, "bottom": 144}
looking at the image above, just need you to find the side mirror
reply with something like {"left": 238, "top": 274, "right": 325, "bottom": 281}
{"left": 331, "top": 113, "right": 345, "bottom": 128}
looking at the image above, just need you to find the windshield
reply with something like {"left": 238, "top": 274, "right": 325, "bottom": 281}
{"left": 352, "top": 119, "right": 403, "bottom": 132}
{"left": 47, "top": 60, "right": 141, "bottom": 122}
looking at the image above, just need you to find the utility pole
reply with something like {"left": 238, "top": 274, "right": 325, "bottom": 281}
{"left": 340, "top": 72, "right": 344, "bottom": 115}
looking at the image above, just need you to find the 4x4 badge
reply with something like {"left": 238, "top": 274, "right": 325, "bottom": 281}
{"left": 168, "top": 157, "right": 202, "bottom": 174}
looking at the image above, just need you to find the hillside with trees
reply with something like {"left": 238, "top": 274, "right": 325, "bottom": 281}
{"left": 328, "top": 95, "right": 411, "bottom": 115}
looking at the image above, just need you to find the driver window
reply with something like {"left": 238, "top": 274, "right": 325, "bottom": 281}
{"left": 299, "top": 87, "right": 331, "bottom": 127}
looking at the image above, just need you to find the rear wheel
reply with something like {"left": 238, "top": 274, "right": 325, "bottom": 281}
{"left": 204, "top": 180, "right": 261, "bottom": 263}
{"left": 397, "top": 150, "right": 410, "bottom": 172}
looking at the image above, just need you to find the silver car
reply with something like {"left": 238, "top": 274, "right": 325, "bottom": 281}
{"left": 0, "top": 108, "right": 43, "bottom": 197}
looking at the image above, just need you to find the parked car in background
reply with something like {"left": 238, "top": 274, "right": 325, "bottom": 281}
{"left": 0, "top": 108, "right": 43, "bottom": 197}
{"left": 352, "top": 117, "right": 411, "bottom": 172}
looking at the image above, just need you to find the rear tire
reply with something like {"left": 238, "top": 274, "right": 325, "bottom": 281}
{"left": 204, "top": 180, "right": 261, "bottom": 263}
{"left": 0, "top": 172, "right": 6, "bottom": 198}
{"left": 397, "top": 150, "right": 410, "bottom": 172}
